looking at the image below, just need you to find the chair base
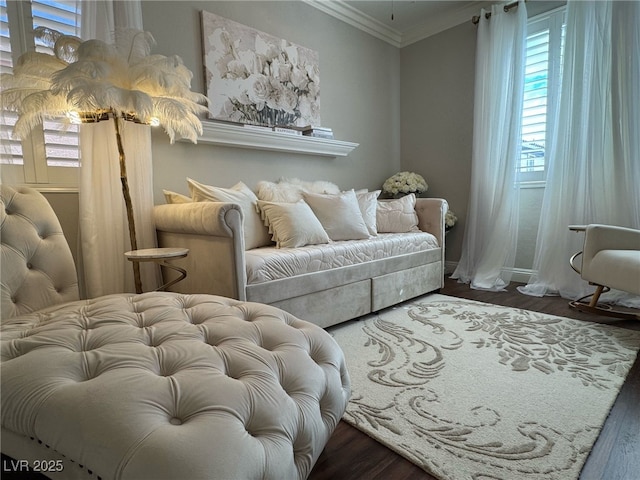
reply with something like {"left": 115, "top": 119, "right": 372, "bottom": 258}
{"left": 569, "top": 293, "right": 640, "bottom": 321}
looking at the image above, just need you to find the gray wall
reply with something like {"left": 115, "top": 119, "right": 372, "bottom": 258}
{"left": 143, "top": 1, "right": 402, "bottom": 201}
{"left": 400, "top": 21, "right": 477, "bottom": 266}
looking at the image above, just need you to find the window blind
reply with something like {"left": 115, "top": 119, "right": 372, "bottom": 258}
{"left": 0, "top": 0, "right": 81, "bottom": 174}
{"left": 519, "top": 8, "right": 565, "bottom": 180}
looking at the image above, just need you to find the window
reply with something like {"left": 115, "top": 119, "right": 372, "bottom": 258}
{"left": 519, "top": 7, "right": 565, "bottom": 182}
{"left": 0, "top": 0, "right": 81, "bottom": 187}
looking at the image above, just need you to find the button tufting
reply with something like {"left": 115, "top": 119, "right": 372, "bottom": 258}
{"left": 170, "top": 417, "right": 182, "bottom": 425}
{"left": 27, "top": 263, "right": 33, "bottom": 269}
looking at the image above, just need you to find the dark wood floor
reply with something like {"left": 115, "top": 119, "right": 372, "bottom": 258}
{"left": 308, "top": 276, "right": 640, "bottom": 480}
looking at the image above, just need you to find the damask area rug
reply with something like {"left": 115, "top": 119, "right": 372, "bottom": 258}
{"left": 329, "top": 294, "right": 640, "bottom": 480}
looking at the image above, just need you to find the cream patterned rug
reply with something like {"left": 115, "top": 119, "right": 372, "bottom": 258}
{"left": 329, "top": 294, "right": 640, "bottom": 480}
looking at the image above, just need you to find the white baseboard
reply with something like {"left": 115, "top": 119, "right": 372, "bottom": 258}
{"left": 445, "top": 261, "right": 534, "bottom": 285}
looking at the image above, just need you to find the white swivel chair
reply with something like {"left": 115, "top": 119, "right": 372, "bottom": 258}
{"left": 569, "top": 224, "right": 640, "bottom": 320}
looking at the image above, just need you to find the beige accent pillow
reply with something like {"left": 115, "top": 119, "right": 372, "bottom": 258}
{"left": 355, "top": 190, "right": 381, "bottom": 236}
{"left": 256, "top": 179, "right": 341, "bottom": 203}
{"left": 257, "top": 200, "right": 330, "bottom": 248}
{"left": 187, "top": 178, "right": 272, "bottom": 250}
{"left": 377, "top": 193, "right": 420, "bottom": 233}
{"left": 163, "top": 190, "right": 191, "bottom": 204}
{"left": 303, "top": 190, "right": 370, "bottom": 241}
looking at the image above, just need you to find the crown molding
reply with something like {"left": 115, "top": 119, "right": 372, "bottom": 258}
{"left": 302, "top": 0, "right": 403, "bottom": 47}
{"left": 304, "top": 0, "right": 491, "bottom": 48}
{"left": 401, "top": 2, "right": 492, "bottom": 47}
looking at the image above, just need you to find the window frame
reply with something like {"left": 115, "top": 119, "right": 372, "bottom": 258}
{"left": 1, "top": 0, "right": 80, "bottom": 189}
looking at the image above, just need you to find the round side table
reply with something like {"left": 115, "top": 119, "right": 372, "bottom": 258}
{"left": 125, "top": 247, "right": 189, "bottom": 294}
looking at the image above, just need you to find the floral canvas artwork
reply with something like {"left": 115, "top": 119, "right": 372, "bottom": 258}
{"left": 201, "top": 11, "right": 321, "bottom": 127}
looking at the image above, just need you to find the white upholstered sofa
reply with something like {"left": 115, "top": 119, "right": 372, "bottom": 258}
{"left": 154, "top": 179, "right": 447, "bottom": 328}
{"left": 1, "top": 185, "right": 350, "bottom": 480}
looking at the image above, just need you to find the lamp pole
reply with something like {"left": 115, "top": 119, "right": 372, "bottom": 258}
{"left": 112, "top": 111, "right": 142, "bottom": 294}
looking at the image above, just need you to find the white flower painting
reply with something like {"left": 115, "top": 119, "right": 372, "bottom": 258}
{"left": 201, "top": 11, "right": 321, "bottom": 127}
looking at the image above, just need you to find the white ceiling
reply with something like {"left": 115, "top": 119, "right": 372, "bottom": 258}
{"left": 304, "top": 0, "right": 492, "bottom": 47}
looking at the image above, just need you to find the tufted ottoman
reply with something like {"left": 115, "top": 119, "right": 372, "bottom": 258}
{"left": 1, "top": 293, "right": 350, "bottom": 480}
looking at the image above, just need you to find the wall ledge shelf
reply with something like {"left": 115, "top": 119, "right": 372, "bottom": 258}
{"left": 194, "top": 121, "right": 359, "bottom": 157}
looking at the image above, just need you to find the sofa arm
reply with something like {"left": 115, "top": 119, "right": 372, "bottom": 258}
{"left": 578, "top": 224, "right": 640, "bottom": 295}
{"left": 154, "top": 202, "right": 242, "bottom": 240}
{"left": 154, "top": 202, "right": 247, "bottom": 300}
{"left": 581, "top": 224, "right": 640, "bottom": 272}
{"left": 583, "top": 224, "right": 640, "bottom": 256}
{"left": 415, "top": 198, "right": 448, "bottom": 248}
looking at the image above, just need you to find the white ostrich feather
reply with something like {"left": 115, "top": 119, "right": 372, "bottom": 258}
{"left": 0, "top": 28, "right": 206, "bottom": 143}
{"left": 76, "top": 39, "right": 121, "bottom": 63}
{"left": 14, "top": 91, "right": 71, "bottom": 138}
{"left": 33, "top": 26, "right": 64, "bottom": 48}
{"left": 51, "top": 60, "right": 119, "bottom": 94}
{"left": 128, "top": 58, "right": 194, "bottom": 94}
{"left": 188, "top": 92, "right": 210, "bottom": 110}
{"left": 0, "top": 87, "right": 51, "bottom": 111}
{"left": 15, "top": 51, "right": 68, "bottom": 71}
{"left": 32, "top": 26, "right": 80, "bottom": 64}
{"left": 0, "top": 74, "right": 51, "bottom": 94}
{"left": 53, "top": 35, "right": 81, "bottom": 63}
{"left": 114, "top": 28, "right": 155, "bottom": 64}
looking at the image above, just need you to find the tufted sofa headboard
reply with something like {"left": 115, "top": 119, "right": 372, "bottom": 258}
{"left": 1, "top": 185, "right": 79, "bottom": 319}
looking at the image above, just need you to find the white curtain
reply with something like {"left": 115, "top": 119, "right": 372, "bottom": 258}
{"left": 518, "top": 0, "right": 640, "bottom": 306}
{"left": 79, "top": 0, "right": 160, "bottom": 297}
{"left": 451, "top": 1, "right": 527, "bottom": 291}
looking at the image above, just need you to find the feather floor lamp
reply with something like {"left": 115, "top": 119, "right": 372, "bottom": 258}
{"left": 0, "top": 27, "right": 208, "bottom": 294}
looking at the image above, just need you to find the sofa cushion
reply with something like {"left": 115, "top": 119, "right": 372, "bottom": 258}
{"left": 187, "top": 178, "right": 272, "bottom": 250}
{"left": 256, "top": 179, "right": 340, "bottom": 203}
{"left": 257, "top": 200, "right": 330, "bottom": 248}
{"left": 356, "top": 190, "right": 381, "bottom": 236}
{"left": 245, "top": 231, "right": 439, "bottom": 285}
{"left": 303, "top": 190, "right": 370, "bottom": 241}
{"left": 163, "top": 190, "right": 192, "bottom": 204}
{"left": 377, "top": 194, "right": 420, "bottom": 233}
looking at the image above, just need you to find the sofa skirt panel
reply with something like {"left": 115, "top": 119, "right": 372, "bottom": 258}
{"left": 247, "top": 249, "right": 443, "bottom": 327}
{"left": 372, "top": 261, "right": 443, "bottom": 312}
{"left": 270, "top": 280, "right": 372, "bottom": 328}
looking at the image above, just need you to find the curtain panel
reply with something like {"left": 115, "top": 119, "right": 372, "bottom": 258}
{"left": 519, "top": 0, "right": 640, "bottom": 307}
{"left": 452, "top": 0, "right": 527, "bottom": 291}
{"left": 79, "top": 0, "right": 160, "bottom": 297}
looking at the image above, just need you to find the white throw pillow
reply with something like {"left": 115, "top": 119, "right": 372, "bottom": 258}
{"left": 163, "top": 190, "right": 192, "bottom": 204}
{"left": 303, "top": 190, "right": 370, "bottom": 241}
{"left": 256, "top": 180, "right": 306, "bottom": 203}
{"left": 187, "top": 178, "right": 272, "bottom": 250}
{"left": 256, "top": 178, "right": 341, "bottom": 202}
{"left": 280, "top": 178, "right": 341, "bottom": 194}
{"left": 355, "top": 190, "right": 381, "bottom": 236}
{"left": 377, "top": 193, "right": 420, "bottom": 233}
{"left": 257, "top": 200, "right": 330, "bottom": 248}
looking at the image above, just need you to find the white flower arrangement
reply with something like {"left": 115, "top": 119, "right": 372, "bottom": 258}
{"left": 445, "top": 209, "right": 458, "bottom": 230}
{"left": 382, "top": 171, "right": 428, "bottom": 196}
